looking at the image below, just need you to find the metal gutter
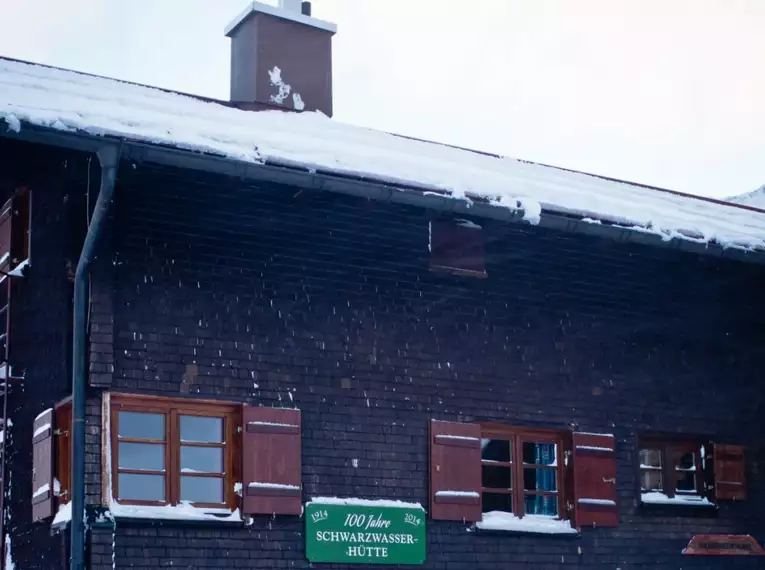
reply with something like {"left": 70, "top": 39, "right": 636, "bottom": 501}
{"left": 2, "top": 126, "right": 764, "bottom": 265}
{"left": 71, "top": 144, "right": 120, "bottom": 570}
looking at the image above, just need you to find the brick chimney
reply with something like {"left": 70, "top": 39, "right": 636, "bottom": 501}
{"left": 225, "top": 1, "right": 336, "bottom": 116}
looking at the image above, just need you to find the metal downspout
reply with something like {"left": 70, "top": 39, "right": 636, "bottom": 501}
{"left": 71, "top": 144, "right": 120, "bottom": 570}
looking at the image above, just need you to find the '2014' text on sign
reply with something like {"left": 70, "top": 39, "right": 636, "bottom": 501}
{"left": 305, "top": 502, "right": 426, "bottom": 565}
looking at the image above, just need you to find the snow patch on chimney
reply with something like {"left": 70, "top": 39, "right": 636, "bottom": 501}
{"left": 268, "top": 66, "right": 303, "bottom": 109}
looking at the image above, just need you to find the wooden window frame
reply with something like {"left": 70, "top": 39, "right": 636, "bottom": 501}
{"left": 480, "top": 424, "right": 569, "bottom": 519}
{"left": 110, "top": 394, "right": 240, "bottom": 509}
{"left": 638, "top": 436, "right": 707, "bottom": 499}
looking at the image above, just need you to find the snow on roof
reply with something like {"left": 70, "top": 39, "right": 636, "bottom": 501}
{"left": 2, "top": 57, "right": 765, "bottom": 253}
{"left": 729, "top": 185, "right": 765, "bottom": 210}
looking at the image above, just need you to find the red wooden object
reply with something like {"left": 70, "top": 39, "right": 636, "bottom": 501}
{"left": 714, "top": 444, "right": 746, "bottom": 500}
{"left": 572, "top": 432, "right": 618, "bottom": 528}
{"left": 429, "top": 420, "right": 482, "bottom": 522}
{"left": 242, "top": 406, "right": 302, "bottom": 515}
{"left": 684, "top": 535, "right": 764, "bottom": 556}
{"left": 429, "top": 220, "right": 487, "bottom": 277}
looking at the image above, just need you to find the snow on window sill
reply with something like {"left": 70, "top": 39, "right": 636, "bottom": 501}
{"left": 109, "top": 500, "right": 243, "bottom": 523}
{"left": 475, "top": 511, "right": 578, "bottom": 535}
{"left": 51, "top": 501, "right": 242, "bottom": 529}
{"left": 51, "top": 502, "right": 72, "bottom": 529}
{"left": 640, "top": 492, "right": 714, "bottom": 507}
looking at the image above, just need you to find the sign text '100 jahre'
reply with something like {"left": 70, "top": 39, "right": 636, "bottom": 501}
{"left": 305, "top": 503, "right": 426, "bottom": 565}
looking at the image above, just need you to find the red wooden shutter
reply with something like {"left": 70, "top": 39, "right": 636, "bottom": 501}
{"left": 0, "top": 189, "right": 31, "bottom": 275}
{"left": 0, "top": 420, "right": 5, "bottom": 541}
{"left": 713, "top": 444, "right": 745, "bottom": 500}
{"left": 572, "top": 432, "right": 618, "bottom": 528}
{"left": 429, "top": 220, "right": 487, "bottom": 277}
{"left": 10, "top": 189, "right": 31, "bottom": 272}
{"left": 242, "top": 406, "right": 302, "bottom": 516}
{"left": 32, "top": 408, "right": 55, "bottom": 521}
{"left": 429, "top": 420, "right": 481, "bottom": 522}
{"left": 0, "top": 196, "right": 13, "bottom": 275}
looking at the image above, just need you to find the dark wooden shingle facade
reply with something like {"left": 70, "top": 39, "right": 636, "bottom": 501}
{"left": 1, "top": 132, "right": 764, "bottom": 569}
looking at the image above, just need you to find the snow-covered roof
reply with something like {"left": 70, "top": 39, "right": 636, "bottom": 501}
{"left": 728, "top": 186, "right": 765, "bottom": 210}
{"left": 2, "top": 57, "right": 765, "bottom": 256}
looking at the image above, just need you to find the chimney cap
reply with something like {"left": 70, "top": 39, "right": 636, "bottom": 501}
{"left": 225, "top": 1, "right": 337, "bottom": 36}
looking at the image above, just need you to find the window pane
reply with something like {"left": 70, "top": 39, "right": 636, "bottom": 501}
{"left": 522, "top": 442, "right": 556, "bottom": 466}
{"left": 181, "top": 446, "right": 223, "bottom": 474}
{"left": 675, "top": 451, "right": 695, "bottom": 471}
{"left": 481, "top": 439, "right": 511, "bottom": 463}
{"left": 119, "top": 411, "right": 164, "bottom": 440}
{"left": 180, "top": 416, "right": 223, "bottom": 443}
{"left": 676, "top": 471, "right": 696, "bottom": 492}
{"left": 482, "top": 492, "right": 512, "bottom": 513}
{"left": 523, "top": 468, "right": 557, "bottom": 492}
{"left": 119, "top": 442, "right": 164, "bottom": 471}
{"left": 524, "top": 494, "right": 558, "bottom": 516}
{"left": 181, "top": 476, "right": 223, "bottom": 503}
{"left": 639, "top": 449, "right": 662, "bottom": 468}
{"left": 641, "top": 470, "right": 663, "bottom": 492}
{"left": 482, "top": 466, "right": 511, "bottom": 490}
{"left": 118, "top": 473, "right": 164, "bottom": 501}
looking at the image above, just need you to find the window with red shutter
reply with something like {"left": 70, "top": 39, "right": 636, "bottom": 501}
{"left": 572, "top": 432, "right": 618, "bottom": 528}
{"left": 713, "top": 444, "right": 746, "bottom": 501}
{"left": 242, "top": 406, "right": 302, "bottom": 516}
{"left": 429, "top": 220, "right": 487, "bottom": 278}
{"left": 32, "top": 408, "right": 55, "bottom": 521}
{"left": 429, "top": 420, "right": 482, "bottom": 522}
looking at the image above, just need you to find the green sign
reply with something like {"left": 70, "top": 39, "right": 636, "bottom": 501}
{"left": 305, "top": 501, "right": 426, "bottom": 565}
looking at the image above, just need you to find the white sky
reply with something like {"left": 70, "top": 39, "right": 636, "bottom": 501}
{"left": 1, "top": 0, "right": 763, "bottom": 198}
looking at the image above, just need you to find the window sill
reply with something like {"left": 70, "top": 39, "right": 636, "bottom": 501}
{"left": 51, "top": 502, "right": 246, "bottom": 529}
{"left": 109, "top": 501, "right": 243, "bottom": 524}
{"left": 51, "top": 502, "right": 72, "bottom": 530}
{"left": 639, "top": 493, "right": 717, "bottom": 517}
{"left": 640, "top": 492, "right": 716, "bottom": 508}
{"left": 474, "top": 512, "right": 579, "bottom": 537}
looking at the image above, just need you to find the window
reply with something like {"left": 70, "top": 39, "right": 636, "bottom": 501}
{"left": 429, "top": 219, "right": 487, "bottom": 277}
{"left": 638, "top": 437, "right": 708, "bottom": 504}
{"left": 480, "top": 426, "right": 564, "bottom": 518}
{"left": 34, "top": 395, "right": 303, "bottom": 521}
{"left": 110, "top": 395, "right": 239, "bottom": 508}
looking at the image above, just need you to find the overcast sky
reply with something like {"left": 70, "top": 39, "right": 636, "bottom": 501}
{"left": 1, "top": 0, "right": 763, "bottom": 198}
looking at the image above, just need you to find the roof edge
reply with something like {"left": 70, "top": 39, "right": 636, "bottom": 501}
{"left": 2, "top": 125, "right": 764, "bottom": 266}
